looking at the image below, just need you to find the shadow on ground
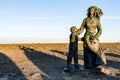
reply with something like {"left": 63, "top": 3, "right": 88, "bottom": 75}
{"left": 20, "top": 46, "right": 120, "bottom": 80}
{"left": 50, "top": 50, "right": 67, "bottom": 56}
{"left": 106, "top": 53, "right": 120, "bottom": 59}
{"left": 105, "top": 53, "right": 120, "bottom": 69}
{"left": 20, "top": 46, "right": 66, "bottom": 80}
{"left": 0, "top": 52, "right": 27, "bottom": 80}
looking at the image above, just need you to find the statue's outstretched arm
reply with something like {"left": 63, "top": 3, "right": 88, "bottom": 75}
{"left": 76, "top": 19, "right": 86, "bottom": 35}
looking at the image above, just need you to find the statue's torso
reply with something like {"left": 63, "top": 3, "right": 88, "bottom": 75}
{"left": 85, "top": 17, "right": 98, "bottom": 32}
{"left": 84, "top": 17, "right": 99, "bottom": 40}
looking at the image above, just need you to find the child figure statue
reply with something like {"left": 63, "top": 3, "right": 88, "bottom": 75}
{"left": 64, "top": 26, "right": 83, "bottom": 72}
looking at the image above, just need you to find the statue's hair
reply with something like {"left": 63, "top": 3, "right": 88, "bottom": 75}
{"left": 87, "top": 6, "right": 103, "bottom": 19}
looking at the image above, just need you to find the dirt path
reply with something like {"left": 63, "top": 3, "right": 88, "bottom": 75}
{"left": 0, "top": 43, "right": 119, "bottom": 80}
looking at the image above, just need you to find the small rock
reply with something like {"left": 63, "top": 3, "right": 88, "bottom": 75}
{"left": 111, "top": 73, "right": 116, "bottom": 76}
{"left": 31, "top": 73, "right": 41, "bottom": 80}
{"left": 63, "top": 53, "right": 66, "bottom": 55}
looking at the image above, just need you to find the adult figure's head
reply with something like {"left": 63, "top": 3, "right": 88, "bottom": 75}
{"left": 87, "top": 6, "right": 103, "bottom": 19}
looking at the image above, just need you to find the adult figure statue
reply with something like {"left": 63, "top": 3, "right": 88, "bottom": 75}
{"left": 77, "top": 6, "right": 106, "bottom": 69}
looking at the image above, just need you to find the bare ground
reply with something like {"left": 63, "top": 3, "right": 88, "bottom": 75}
{"left": 0, "top": 43, "right": 119, "bottom": 80}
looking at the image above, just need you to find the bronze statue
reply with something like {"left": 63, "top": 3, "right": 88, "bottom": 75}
{"left": 64, "top": 26, "right": 83, "bottom": 72}
{"left": 67, "top": 26, "right": 80, "bottom": 69}
{"left": 77, "top": 6, "right": 106, "bottom": 69}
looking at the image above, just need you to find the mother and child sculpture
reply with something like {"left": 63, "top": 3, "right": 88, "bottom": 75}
{"left": 64, "top": 6, "right": 106, "bottom": 72}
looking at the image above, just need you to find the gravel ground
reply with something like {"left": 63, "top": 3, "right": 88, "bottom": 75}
{"left": 0, "top": 43, "right": 119, "bottom": 80}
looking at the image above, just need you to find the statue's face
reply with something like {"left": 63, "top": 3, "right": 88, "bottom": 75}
{"left": 89, "top": 8, "right": 94, "bottom": 15}
{"left": 71, "top": 27, "right": 77, "bottom": 34}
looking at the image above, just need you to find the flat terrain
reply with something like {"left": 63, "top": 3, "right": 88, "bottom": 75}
{"left": 0, "top": 43, "right": 120, "bottom": 80}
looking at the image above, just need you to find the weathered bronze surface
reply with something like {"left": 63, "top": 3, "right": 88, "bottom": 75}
{"left": 67, "top": 26, "right": 79, "bottom": 69}
{"left": 77, "top": 6, "right": 106, "bottom": 69}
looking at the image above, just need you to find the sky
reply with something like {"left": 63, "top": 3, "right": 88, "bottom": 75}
{"left": 0, "top": 0, "right": 120, "bottom": 43}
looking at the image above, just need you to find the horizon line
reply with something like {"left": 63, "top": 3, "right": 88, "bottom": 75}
{"left": 0, "top": 42, "right": 119, "bottom": 44}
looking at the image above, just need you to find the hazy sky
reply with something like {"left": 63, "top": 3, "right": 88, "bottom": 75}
{"left": 0, "top": 0, "right": 120, "bottom": 43}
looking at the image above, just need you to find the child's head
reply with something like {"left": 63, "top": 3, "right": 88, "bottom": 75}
{"left": 70, "top": 26, "right": 77, "bottom": 34}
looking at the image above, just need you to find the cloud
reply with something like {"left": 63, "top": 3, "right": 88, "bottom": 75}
{"left": 32, "top": 16, "right": 75, "bottom": 20}
{"left": 102, "top": 16, "right": 120, "bottom": 20}
{"left": 32, "top": 16, "right": 120, "bottom": 20}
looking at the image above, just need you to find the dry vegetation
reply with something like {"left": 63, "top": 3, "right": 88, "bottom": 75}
{"left": 0, "top": 43, "right": 119, "bottom": 80}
